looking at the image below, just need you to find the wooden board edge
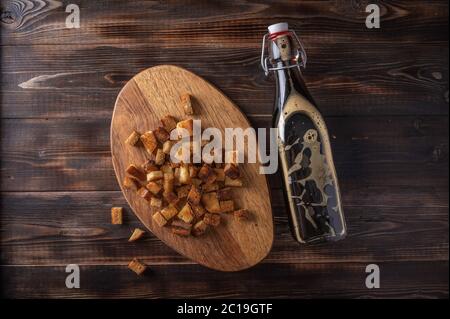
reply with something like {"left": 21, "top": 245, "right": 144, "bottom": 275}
{"left": 110, "top": 64, "right": 274, "bottom": 271}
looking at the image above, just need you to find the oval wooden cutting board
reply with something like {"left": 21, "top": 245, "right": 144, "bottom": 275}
{"left": 111, "top": 65, "right": 273, "bottom": 271}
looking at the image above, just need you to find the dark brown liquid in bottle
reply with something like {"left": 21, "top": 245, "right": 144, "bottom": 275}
{"left": 270, "top": 33, "right": 346, "bottom": 243}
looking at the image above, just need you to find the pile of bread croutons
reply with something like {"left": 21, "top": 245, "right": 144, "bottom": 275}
{"left": 121, "top": 93, "right": 250, "bottom": 245}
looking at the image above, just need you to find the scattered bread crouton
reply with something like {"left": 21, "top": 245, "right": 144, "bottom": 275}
{"left": 162, "top": 140, "right": 174, "bottom": 154}
{"left": 128, "top": 228, "right": 145, "bottom": 242}
{"left": 161, "top": 115, "right": 177, "bottom": 132}
{"left": 126, "top": 164, "right": 146, "bottom": 181}
{"left": 176, "top": 118, "right": 194, "bottom": 137}
{"left": 137, "top": 187, "right": 152, "bottom": 201}
{"left": 121, "top": 111, "right": 251, "bottom": 241}
{"left": 160, "top": 205, "right": 178, "bottom": 221}
{"left": 154, "top": 127, "right": 170, "bottom": 143}
{"left": 153, "top": 211, "right": 168, "bottom": 227}
{"left": 177, "top": 185, "right": 191, "bottom": 199}
{"left": 201, "top": 192, "right": 221, "bottom": 213}
{"left": 140, "top": 131, "right": 158, "bottom": 154}
{"left": 163, "top": 191, "right": 179, "bottom": 205}
{"left": 155, "top": 149, "right": 165, "bottom": 165}
{"left": 170, "top": 162, "right": 181, "bottom": 168}
{"left": 171, "top": 226, "right": 191, "bottom": 237}
{"left": 150, "top": 197, "right": 162, "bottom": 208}
{"left": 160, "top": 164, "right": 173, "bottom": 175}
{"left": 189, "top": 165, "right": 199, "bottom": 178}
{"left": 173, "top": 167, "right": 181, "bottom": 186}
{"left": 163, "top": 172, "right": 174, "bottom": 193}
{"left": 181, "top": 93, "right": 194, "bottom": 115}
{"left": 125, "top": 131, "right": 140, "bottom": 146}
{"left": 123, "top": 176, "right": 140, "bottom": 190}
{"left": 179, "top": 164, "right": 191, "bottom": 184}
{"left": 202, "top": 182, "right": 219, "bottom": 193}
{"left": 111, "top": 207, "right": 123, "bottom": 225}
{"left": 187, "top": 185, "right": 202, "bottom": 206}
{"left": 224, "top": 176, "right": 243, "bottom": 187}
{"left": 203, "top": 213, "right": 221, "bottom": 227}
{"left": 191, "top": 178, "right": 202, "bottom": 187}
{"left": 191, "top": 204, "right": 207, "bottom": 219}
{"left": 224, "top": 163, "right": 240, "bottom": 179}
{"left": 178, "top": 203, "right": 194, "bottom": 224}
{"left": 147, "top": 170, "right": 163, "bottom": 182}
{"left": 234, "top": 209, "right": 250, "bottom": 222}
{"left": 142, "top": 160, "right": 159, "bottom": 173}
{"left": 217, "top": 187, "right": 232, "bottom": 201}
{"left": 220, "top": 200, "right": 234, "bottom": 213}
{"left": 146, "top": 182, "right": 162, "bottom": 195}
{"left": 213, "top": 168, "right": 225, "bottom": 182}
{"left": 128, "top": 258, "right": 147, "bottom": 275}
{"left": 198, "top": 164, "right": 217, "bottom": 184}
{"left": 172, "top": 219, "right": 192, "bottom": 230}
{"left": 192, "top": 220, "right": 208, "bottom": 236}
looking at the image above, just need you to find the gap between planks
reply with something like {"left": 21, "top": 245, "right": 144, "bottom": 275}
{"left": 0, "top": 190, "right": 448, "bottom": 209}
{"left": 2, "top": 259, "right": 448, "bottom": 268}
{"left": 2, "top": 114, "right": 450, "bottom": 120}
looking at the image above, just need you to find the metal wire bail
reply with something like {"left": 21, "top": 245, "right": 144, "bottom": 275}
{"left": 260, "top": 29, "right": 308, "bottom": 76}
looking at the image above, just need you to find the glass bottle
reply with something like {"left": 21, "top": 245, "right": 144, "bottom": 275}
{"left": 261, "top": 22, "right": 347, "bottom": 243}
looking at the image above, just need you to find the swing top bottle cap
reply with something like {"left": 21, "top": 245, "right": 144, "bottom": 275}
{"left": 268, "top": 22, "right": 289, "bottom": 34}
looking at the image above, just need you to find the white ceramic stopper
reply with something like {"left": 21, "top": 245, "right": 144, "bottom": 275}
{"left": 268, "top": 22, "right": 289, "bottom": 34}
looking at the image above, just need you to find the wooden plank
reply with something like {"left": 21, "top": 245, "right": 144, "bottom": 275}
{"left": 1, "top": 44, "right": 448, "bottom": 118}
{"left": 1, "top": 116, "right": 448, "bottom": 192}
{"left": 0, "top": 191, "right": 448, "bottom": 266}
{"left": 1, "top": 0, "right": 448, "bottom": 45}
{"left": 0, "top": 0, "right": 448, "bottom": 300}
{"left": 1, "top": 261, "right": 448, "bottom": 298}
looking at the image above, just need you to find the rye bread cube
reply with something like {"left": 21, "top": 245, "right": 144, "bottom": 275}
{"left": 128, "top": 258, "right": 147, "bottom": 275}
{"left": 187, "top": 185, "right": 202, "bottom": 206}
{"left": 178, "top": 203, "right": 194, "bottom": 224}
{"left": 203, "top": 213, "right": 220, "bottom": 227}
{"left": 140, "top": 131, "right": 158, "bottom": 154}
{"left": 111, "top": 207, "right": 123, "bottom": 225}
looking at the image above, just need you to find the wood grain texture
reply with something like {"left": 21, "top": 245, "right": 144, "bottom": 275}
{"left": 1, "top": 0, "right": 448, "bottom": 45}
{"left": 2, "top": 116, "right": 447, "bottom": 193}
{"left": 1, "top": 191, "right": 447, "bottom": 267}
{"left": 1, "top": 0, "right": 448, "bottom": 298}
{"left": 111, "top": 65, "right": 273, "bottom": 271}
{"left": 2, "top": 261, "right": 448, "bottom": 298}
{"left": 1, "top": 43, "right": 448, "bottom": 118}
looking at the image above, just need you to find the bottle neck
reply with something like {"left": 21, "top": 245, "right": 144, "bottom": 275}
{"left": 274, "top": 63, "right": 315, "bottom": 114}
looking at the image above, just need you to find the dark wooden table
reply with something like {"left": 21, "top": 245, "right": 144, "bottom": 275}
{"left": 0, "top": 0, "right": 448, "bottom": 299}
